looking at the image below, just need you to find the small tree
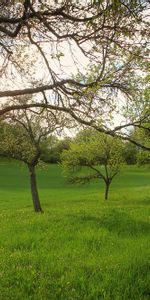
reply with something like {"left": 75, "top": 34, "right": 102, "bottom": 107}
{"left": 0, "top": 109, "right": 64, "bottom": 212}
{"left": 61, "top": 130, "right": 123, "bottom": 200}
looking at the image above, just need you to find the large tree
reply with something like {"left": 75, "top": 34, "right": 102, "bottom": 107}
{"left": 0, "top": 107, "right": 66, "bottom": 212}
{"left": 0, "top": 0, "right": 150, "bottom": 149}
{"left": 61, "top": 129, "right": 123, "bottom": 200}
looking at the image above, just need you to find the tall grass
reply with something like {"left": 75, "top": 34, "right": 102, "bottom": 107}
{"left": 0, "top": 161, "right": 150, "bottom": 299}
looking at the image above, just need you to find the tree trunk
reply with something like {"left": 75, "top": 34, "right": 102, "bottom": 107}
{"left": 28, "top": 164, "right": 43, "bottom": 212}
{"left": 104, "top": 181, "right": 110, "bottom": 200}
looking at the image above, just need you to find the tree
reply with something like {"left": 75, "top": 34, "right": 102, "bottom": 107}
{"left": 134, "top": 124, "right": 150, "bottom": 165}
{"left": 40, "top": 136, "right": 72, "bottom": 163}
{"left": 0, "top": 108, "right": 65, "bottom": 212}
{"left": 123, "top": 139, "right": 137, "bottom": 165}
{"left": 61, "top": 130, "right": 123, "bottom": 200}
{"left": 40, "top": 135, "right": 59, "bottom": 163}
{"left": 0, "top": 1, "right": 150, "bottom": 150}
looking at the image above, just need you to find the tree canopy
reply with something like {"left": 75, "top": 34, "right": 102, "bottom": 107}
{"left": 0, "top": 0, "right": 150, "bottom": 149}
{"left": 0, "top": 107, "right": 66, "bottom": 212}
{"left": 135, "top": 123, "right": 150, "bottom": 165}
{"left": 61, "top": 129, "right": 124, "bottom": 199}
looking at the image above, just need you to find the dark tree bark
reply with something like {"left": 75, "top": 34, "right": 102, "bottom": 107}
{"left": 104, "top": 181, "right": 110, "bottom": 200}
{"left": 28, "top": 164, "right": 43, "bottom": 212}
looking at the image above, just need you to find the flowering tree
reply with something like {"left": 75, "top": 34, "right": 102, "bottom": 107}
{"left": 0, "top": 107, "right": 66, "bottom": 212}
{"left": 61, "top": 130, "right": 123, "bottom": 200}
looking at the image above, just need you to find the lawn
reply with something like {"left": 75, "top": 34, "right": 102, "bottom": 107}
{"left": 0, "top": 160, "right": 150, "bottom": 300}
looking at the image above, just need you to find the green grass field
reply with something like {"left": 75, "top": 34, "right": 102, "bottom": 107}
{"left": 0, "top": 160, "right": 150, "bottom": 300}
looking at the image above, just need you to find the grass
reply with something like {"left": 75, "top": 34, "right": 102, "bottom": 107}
{"left": 0, "top": 160, "right": 150, "bottom": 299}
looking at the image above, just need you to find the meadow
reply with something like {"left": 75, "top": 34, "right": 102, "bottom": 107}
{"left": 0, "top": 160, "right": 150, "bottom": 300}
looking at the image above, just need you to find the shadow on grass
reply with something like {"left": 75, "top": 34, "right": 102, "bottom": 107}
{"left": 119, "top": 197, "right": 150, "bottom": 206}
{"left": 68, "top": 209, "right": 150, "bottom": 237}
{"left": 99, "top": 210, "right": 150, "bottom": 237}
